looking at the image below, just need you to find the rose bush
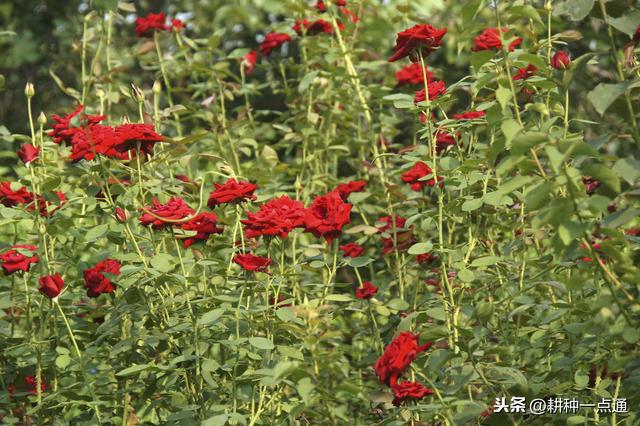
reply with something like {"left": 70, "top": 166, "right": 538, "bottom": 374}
{"left": 1, "top": 0, "right": 639, "bottom": 424}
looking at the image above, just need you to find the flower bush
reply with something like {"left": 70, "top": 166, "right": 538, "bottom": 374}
{"left": 1, "top": 0, "right": 639, "bottom": 424}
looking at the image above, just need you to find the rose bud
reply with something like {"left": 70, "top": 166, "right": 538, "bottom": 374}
{"left": 115, "top": 207, "right": 129, "bottom": 222}
{"left": 551, "top": 50, "right": 571, "bottom": 70}
{"left": 39, "top": 273, "right": 64, "bottom": 299}
{"left": 17, "top": 143, "right": 40, "bottom": 166}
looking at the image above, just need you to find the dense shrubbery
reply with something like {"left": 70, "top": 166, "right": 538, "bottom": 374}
{"left": 1, "top": 0, "right": 639, "bottom": 424}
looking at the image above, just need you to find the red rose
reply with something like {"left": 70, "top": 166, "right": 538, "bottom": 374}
{"left": 233, "top": 253, "right": 272, "bottom": 272}
{"left": 376, "top": 215, "right": 408, "bottom": 234}
{"left": 208, "top": 179, "right": 257, "bottom": 208}
{"left": 139, "top": 197, "right": 195, "bottom": 230}
{"left": 17, "top": 144, "right": 40, "bottom": 166}
{"left": 391, "top": 381, "right": 433, "bottom": 406}
{"left": 171, "top": 18, "right": 185, "bottom": 32}
{"left": 513, "top": 64, "right": 537, "bottom": 81}
{"left": 109, "top": 124, "right": 163, "bottom": 158}
{"left": 388, "top": 24, "right": 447, "bottom": 62}
{"left": 551, "top": 50, "right": 571, "bottom": 70}
{"left": 115, "top": 207, "right": 129, "bottom": 222}
{"left": 401, "top": 161, "right": 443, "bottom": 191}
{"left": 413, "top": 80, "right": 446, "bottom": 104}
{"left": 303, "top": 191, "right": 352, "bottom": 243}
{"left": 340, "top": 242, "right": 364, "bottom": 258}
{"left": 180, "top": 212, "right": 223, "bottom": 248}
{"left": 582, "top": 176, "right": 600, "bottom": 195}
{"left": 416, "top": 253, "right": 437, "bottom": 266}
{"left": 333, "top": 180, "right": 366, "bottom": 200}
{"left": 38, "top": 272, "right": 64, "bottom": 299}
{"left": 1, "top": 245, "right": 38, "bottom": 275}
{"left": 49, "top": 105, "right": 105, "bottom": 146}
{"left": 355, "top": 281, "right": 378, "bottom": 299}
{"left": 243, "top": 50, "right": 258, "bottom": 75}
{"left": 472, "top": 27, "right": 522, "bottom": 52}
{"left": 24, "top": 375, "right": 46, "bottom": 396}
{"left": 314, "top": 0, "right": 327, "bottom": 12}
{"left": 435, "top": 131, "right": 457, "bottom": 153}
{"left": 293, "top": 19, "right": 337, "bottom": 36}
{"left": 241, "top": 195, "right": 306, "bottom": 239}
{"left": 374, "top": 332, "right": 432, "bottom": 386}
{"left": 0, "top": 182, "right": 33, "bottom": 207}
{"left": 31, "top": 191, "right": 66, "bottom": 217}
{"left": 83, "top": 259, "right": 121, "bottom": 298}
{"left": 396, "top": 62, "right": 433, "bottom": 86}
{"left": 259, "top": 32, "right": 292, "bottom": 56}
{"left": 135, "top": 12, "right": 170, "bottom": 37}
{"left": 453, "top": 110, "right": 485, "bottom": 120}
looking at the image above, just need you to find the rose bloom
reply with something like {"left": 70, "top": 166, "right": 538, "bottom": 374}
{"left": 0, "top": 245, "right": 38, "bottom": 275}
{"left": 396, "top": 63, "right": 433, "bottom": 86}
{"left": 259, "top": 32, "right": 292, "bottom": 56}
{"left": 551, "top": 50, "right": 571, "bottom": 69}
{"left": 233, "top": 253, "right": 272, "bottom": 272}
{"left": 139, "top": 197, "right": 195, "bottom": 230}
{"left": 388, "top": 24, "right": 447, "bottom": 62}
{"left": 472, "top": 27, "right": 522, "bottom": 52}
{"left": 401, "top": 161, "right": 442, "bottom": 191}
{"left": 582, "top": 176, "right": 600, "bottom": 195}
{"left": 39, "top": 272, "right": 65, "bottom": 299}
{"left": 49, "top": 105, "right": 105, "bottom": 146}
{"left": 513, "top": 64, "right": 537, "bottom": 81}
{"left": 292, "top": 19, "right": 338, "bottom": 36}
{"left": 135, "top": 12, "right": 170, "bottom": 37}
{"left": 84, "top": 259, "right": 121, "bottom": 298}
{"left": 180, "top": 212, "right": 223, "bottom": 248}
{"left": 24, "top": 375, "right": 46, "bottom": 395}
{"left": 435, "top": 131, "right": 457, "bottom": 153}
{"left": 303, "top": 191, "right": 352, "bottom": 243}
{"left": 391, "top": 381, "right": 433, "bottom": 406}
{"left": 374, "top": 332, "right": 432, "bottom": 386}
{"left": 332, "top": 180, "right": 366, "bottom": 200}
{"left": 416, "top": 253, "right": 437, "bottom": 266}
{"left": 0, "top": 182, "right": 33, "bottom": 207}
{"left": 340, "top": 242, "right": 364, "bottom": 258}
{"left": 208, "top": 179, "right": 257, "bottom": 208}
{"left": 171, "top": 18, "right": 185, "bottom": 32}
{"left": 376, "top": 215, "right": 407, "bottom": 234}
{"left": 241, "top": 195, "right": 306, "bottom": 239}
{"left": 413, "top": 80, "right": 446, "bottom": 103}
{"left": 243, "top": 50, "right": 258, "bottom": 75}
{"left": 453, "top": 110, "right": 485, "bottom": 120}
{"left": 17, "top": 144, "right": 40, "bottom": 166}
{"left": 355, "top": 281, "right": 378, "bottom": 299}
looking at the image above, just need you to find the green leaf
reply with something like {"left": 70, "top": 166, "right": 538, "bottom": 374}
{"left": 297, "top": 377, "right": 315, "bottom": 404}
{"left": 497, "top": 175, "right": 533, "bottom": 195}
{"left": 574, "top": 370, "right": 589, "bottom": 388}
{"left": 508, "top": 5, "right": 544, "bottom": 24}
{"left": 325, "top": 294, "right": 352, "bottom": 302}
{"left": 587, "top": 83, "right": 629, "bottom": 115}
{"left": 525, "top": 181, "right": 554, "bottom": 210}
{"left": 613, "top": 158, "right": 640, "bottom": 184}
{"left": 501, "top": 119, "right": 521, "bottom": 146}
{"left": 512, "top": 132, "right": 549, "bottom": 155}
{"left": 55, "top": 354, "right": 71, "bottom": 369}
{"left": 197, "top": 308, "right": 225, "bottom": 326}
{"left": 554, "top": 0, "right": 594, "bottom": 21}
{"left": 583, "top": 164, "right": 621, "bottom": 193}
{"left": 275, "top": 307, "right": 297, "bottom": 323}
{"left": 277, "top": 345, "right": 304, "bottom": 360}
{"left": 603, "top": 208, "right": 640, "bottom": 229}
{"left": 249, "top": 337, "right": 275, "bottom": 350}
{"left": 85, "top": 224, "right": 108, "bottom": 242}
{"left": 407, "top": 242, "right": 433, "bottom": 255}
{"left": 470, "top": 256, "right": 500, "bottom": 267}
{"left": 387, "top": 298, "right": 409, "bottom": 311}
{"left": 298, "top": 71, "right": 319, "bottom": 94}
{"left": 470, "top": 51, "right": 495, "bottom": 70}
{"left": 496, "top": 86, "right": 512, "bottom": 110}
{"left": 202, "top": 414, "right": 228, "bottom": 426}
{"left": 150, "top": 253, "right": 176, "bottom": 273}
{"left": 458, "top": 269, "right": 475, "bottom": 282}
{"left": 461, "top": 198, "right": 483, "bottom": 212}
{"left": 116, "top": 363, "right": 152, "bottom": 377}
{"left": 608, "top": 10, "right": 640, "bottom": 36}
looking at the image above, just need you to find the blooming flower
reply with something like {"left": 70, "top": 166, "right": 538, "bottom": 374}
{"left": 303, "top": 191, "right": 352, "bottom": 243}
{"left": 340, "top": 242, "right": 364, "bottom": 258}
{"left": 388, "top": 24, "right": 447, "bottom": 62}
{"left": 17, "top": 144, "right": 40, "bottom": 166}
{"left": 396, "top": 63, "right": 433, "bottom": 86}
{"left": 377, "top": 216, "right": 415, "bottom": 255}
{"left": 332, "top": 180, "right": 366, "bottom": 200}
{"left": 416, "top": 253, "right": 437, "bottom": 266}
{"left": 39, "top": 272, "right": 65, "bottom": 299}
{"left": 49, "top": 105, "right": 105, "bottom": 146}
{"left": 24, "top": 375, "right": 46, "bottom": 395}
{"left": 233, "top": 253, "right": 272, "bottom": 272}
{"left": 180, "top": 212, "right": 223, "bottom": 248}
{"left": 0, "top": 245, "right": 38, "bottom": 275}
{"left": 453, "top": 110, "right": 485, "bottom": 120}
{"left": 435, "top": 131, "right": 457, "bottom": 153}
{"left": 0, "top": 182, "right": 33, "bottom": 207}
{"left": 139, "top": 197, "right": 195, "bottom": 230}
{"left": 259, "top": 32, "right": 292, "bottom": 56}
{"left": 413, "top": 80, "right": 446, "bottom": 104}
{"left": 83, "top": 259, "right": 121, "bottom": 297}
{"left": 171, "top": 18, "right": 185, "bottom": 32}
{"left": 401, "top": 161, "right": 442, "bottom": 191}
{"left": 374, "top": 332, "right": 431, "bottom": 386}
{"left": 242, "top": 195, "right": 306, "bottom": 239}
{"left": 293, "top": 19, "right": 338, "bottom": 36}
{"left": 208, "top": 179, "right": 257, "bottom": 208}
{"left": 355, "top": 281, "right": 378, "bottom": 299}
{"left": 472, "top": 27, "right": 522, "bottom": 52}
{"left": 551, "top": 50, "right": 571, "bottom": 69}
{"left": 135, "top": 12, "right": 170, "bottom": 37}
{"left": 243, "top": 50, "right": 258, "bottom": 75}
{"left": 391, "top": 381, "right": 433, "bottom": 406}
{"left": 513, "top": 64, "right": 537, "bottom": 81}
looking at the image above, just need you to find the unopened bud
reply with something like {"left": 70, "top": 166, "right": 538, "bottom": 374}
{"left": 131, "top": 84, "right": 145, "bottom": 103}
{"left": 96, "top": 88, "right": 105, "bottom": 99}
{"left": 25, "top": 82, "right": 35, "bottom": 98}
{"left": 37, "top": 112, "right": 47, "bottom": 126}
{"left": 152, "top": 80, "right": 162, "bottom": 94}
